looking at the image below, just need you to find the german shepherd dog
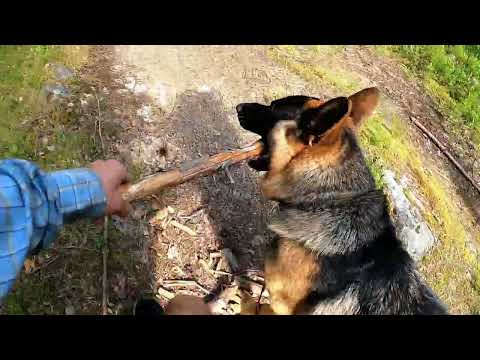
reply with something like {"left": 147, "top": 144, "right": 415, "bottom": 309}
{"left": 137, "top": 88, "right": 447, "bottom": 315}
{"left": 234, "top": 87, "right": 447, "bottom": 315}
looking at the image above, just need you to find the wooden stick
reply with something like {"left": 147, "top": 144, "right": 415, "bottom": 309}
{"left": 410, "top": 116, "right": 480, "bottom": 195}
{"left": 122, "top": 141, "right": 263, "bottom": 202}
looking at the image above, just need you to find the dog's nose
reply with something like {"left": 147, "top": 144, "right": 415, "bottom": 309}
{"left": 236, "top": 104, "right": 244, "bottom": 113}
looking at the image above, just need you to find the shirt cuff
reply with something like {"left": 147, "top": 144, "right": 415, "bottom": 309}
{"left": 45, "top": 168, "right": 107, "bottom": 221}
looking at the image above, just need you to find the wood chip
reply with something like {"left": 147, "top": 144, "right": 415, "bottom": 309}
{"left": 215, "top": 257, "right": 224, "bottom": 271}
{"left": 163, "top": 279, "right": 209, "bottom": 294}
{"left": 157, "top": 287, "right": 175, "bottom": 300}
{"left": 199, "top": 259, "right": 211, "bottom": 272}
{"left": 170, "top": 220, "right": 197, "bottom": 236}
{"left": 211, "top": 270, "right": 232, "bottom": 277}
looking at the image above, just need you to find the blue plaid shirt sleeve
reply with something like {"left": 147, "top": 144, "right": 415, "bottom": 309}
{"left": 0, "top": 159, "right": 107, "bottom": 301}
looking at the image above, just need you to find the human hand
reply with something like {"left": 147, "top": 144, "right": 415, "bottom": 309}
{"left": 89, "top": 159, "right": 130, "bottom": 217}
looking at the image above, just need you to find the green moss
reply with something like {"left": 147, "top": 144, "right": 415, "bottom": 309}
{"left": 268, "top": 46, "right": 361, "bottom": 93}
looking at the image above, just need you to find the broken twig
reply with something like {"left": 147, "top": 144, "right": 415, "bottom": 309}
{"left": 162, "top": 279, "right": 210, "bottom": 294}
{"left": 157, "top": 287, "right": 175, "bottom": 300}
{"left": 170, "top": 220, "right": 197, "bottom": 236}
{"left": 410, "top": 116, "right": 480, "bottom": 195}
{"left": 101, "top": 216, "right": 109, "bottom": 315}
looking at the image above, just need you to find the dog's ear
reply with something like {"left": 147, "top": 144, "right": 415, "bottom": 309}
{"left": 297, "top": 96, "right": 350, "bottom": 140}
{"left": 348, "top": 87, "right": 380, "bottom": 127}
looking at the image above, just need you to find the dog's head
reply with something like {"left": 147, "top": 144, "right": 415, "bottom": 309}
{"left": 236, "top": 89, "right": 379, "bottom": 171}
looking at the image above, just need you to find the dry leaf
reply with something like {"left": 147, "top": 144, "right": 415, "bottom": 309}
{"left": 24, "top": 258, "right": 36, "bottom": 274}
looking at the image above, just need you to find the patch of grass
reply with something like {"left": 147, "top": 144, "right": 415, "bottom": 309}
{"left": 0, "top": 45, "right": 92, "bottom": 169}
{"left": 263, "top": 85, "right": 289, "bottom": 104}
{"left": 0, "top": 46, "right": 98, "bottom": 314}
{"left": 378, "top": 45, "right": 480, "bottom": 147}
{"left": 268, "top": 46, "right": 361, "bottom": 94}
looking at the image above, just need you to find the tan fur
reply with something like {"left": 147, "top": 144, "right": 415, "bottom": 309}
{"left": 264, "top": 239, "right": 320, "bottom": 314}
{"left": 348, "top": 87, "right": 380, "bottom": 127}
{"left": 261, "top": 117, "right": 349, "bottom": 201}
{"left": 302, "top": 99, "right": 324, "bottom": 110}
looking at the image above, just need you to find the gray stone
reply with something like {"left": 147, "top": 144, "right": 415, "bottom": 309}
{"left": 383, "top": 170, "right": 437, "bottom": 261}
{"left": 42, "top": 83, "right": 71, "bottom": 98}
{"left": 52, "top": 64, "right": 73, "bottom": 80}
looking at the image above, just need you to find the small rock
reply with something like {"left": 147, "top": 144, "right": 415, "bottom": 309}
{"left": 52, "top": 64, "right": 73, "bottom": 80}
{"left": 136, "top": 105, "right": 153, "bottom": 122}
{"left": 47, "top": 145, "right": 55, "bottom": 151}
{"left": 133, "top": 83, "right": 148, "bottom": 94}
{"left": 167, "top": 245, "right": 178, "bottom": 260}
{"left": 383, "top": 170, "right": 437, "bottom": 261}
{"left": 124, "top": 77, "right": 137, "bottom": 91}
{"left": 150, "top": 82, "right": 176, "bottom": 113}
{"left": 112, "top": 215, "right": 129, "bottom": 235}
{"left": 65, "top": 305, "right": 76, "bottom": 315}
{"left": 42, "top": 83, "right": 71, "bottom": 98}
{"left": 198, "top": 84, "right": 211, "bottom": 93}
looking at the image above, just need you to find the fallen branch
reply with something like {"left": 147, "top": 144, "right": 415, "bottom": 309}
{"left": 122, "top": 141, "right": 263, "bottom": 202}
{"left": 410, "top": 116, "right": 480, "bottom": 195}
{"left": 101, "top": 216, "right": 109, "bottom": 315}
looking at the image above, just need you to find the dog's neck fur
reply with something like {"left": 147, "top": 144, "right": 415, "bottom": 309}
{"left": 269, "top": 131, "right": 395, "bottom": 257}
